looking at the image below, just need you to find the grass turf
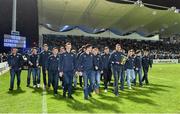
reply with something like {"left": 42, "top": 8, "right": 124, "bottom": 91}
{"left": 0, "top": 64, "right": 180, "bottom": 113}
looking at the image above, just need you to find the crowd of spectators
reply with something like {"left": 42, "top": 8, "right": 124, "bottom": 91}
{"left": 0, "top": 53, "right": 8, "bottom": 63}
{"left": 43, "top": 35, "right": 180, "bottom": 59}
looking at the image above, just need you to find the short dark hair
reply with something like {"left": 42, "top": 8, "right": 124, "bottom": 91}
{"left": 43, "top": 44, "right": 48, "bottom": 47}
{"left": 144, "top": 50, "right": 149, "bottom": 52}
{"left": 104, "top": 46, "right": 109, "bottom": 50}
{"left": 82, "top": 45, "right": 86, "bottom": 48}
{"left": 116, "top": 44, "right": 121, "bottom": 47}
{"left": 32, "top": 47, "right": 37, "bottom": 50}
{"left": 31, "top": 47, "right": 37, "bottom": 52}
{"left": 53, "top": 47, "right": 58, "bottom": 50}
{"left": 85, "top": 44, "right": 92, "bottom": 49}
{"left": 11, "top": 47, "right": 17, "bottom": 50}
{"left": 136, "top": 50, "right": 141, "bottom": 54}
{"left": 65, "top": 42, "right": 71, "bottom": 46}
{"left": 129, "top": 49, "right": 134, "bottom": 52}
{"left": 60, "top": 46, "right": 65, "bottom": 49}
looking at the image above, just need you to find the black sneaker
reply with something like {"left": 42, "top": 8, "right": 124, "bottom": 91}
{"left": 89, "top": 93, "right": 92, "bottom": 97}
{"left": 115, "top": 93, "right": 119, "bottom": 97}
{"left": 120, "top": 87, "right": 124, "bottom": 91}
{"left": 84, "top": 97, "right": 88, "bottom": 100}
{"left": 17, "top": 86, "right": 21, "bottom": 90}
{"left": 63, "top": 93, "right": 66, "bottom": 98}
{"left": 26, "top": 85, "right": 29, "bottom": 87}
{"left": 80, "top": 84, "right": 83, "bottom": 88}
{"left": 68, "top": 95, "right": 74, "bottom": 99}
{"left": 9, "top": 88, "right": 13, "bottom": 91}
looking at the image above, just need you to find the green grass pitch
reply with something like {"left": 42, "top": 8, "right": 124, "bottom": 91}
{"left": 0, "top": 64, "right": 180, "bottom": 113}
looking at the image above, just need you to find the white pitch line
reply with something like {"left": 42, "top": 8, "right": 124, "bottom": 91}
{"left": 42, "top": 87, "right": 47, "bottom": 113}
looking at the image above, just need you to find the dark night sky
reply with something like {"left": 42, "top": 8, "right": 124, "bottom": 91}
{"left": 0, "top": 0, "right": 38, "bottom": 52}
{"left": 0, "top": 0, "right": 180, "bottom": 52}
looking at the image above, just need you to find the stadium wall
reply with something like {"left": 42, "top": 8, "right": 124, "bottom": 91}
{"left": 153, "top": 59, "right": 179, "bottom": 64}
{"left": 0, "top": 62, "right": 9, "bottom": 75}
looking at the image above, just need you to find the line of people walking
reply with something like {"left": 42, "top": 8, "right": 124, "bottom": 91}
{"left": 7, "top": 42, "right": 152, "bottom": 100}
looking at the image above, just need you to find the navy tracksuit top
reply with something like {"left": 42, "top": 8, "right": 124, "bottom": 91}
{"left": 59, "top": 51, "right": 76, "bottom": 72}
{"left": 47, "top": 55, "right": 60, "bottom": 71}
{"left": 134, "top": 56, "right": 142, "bottom": 69}
{"left": 125, "top": 57, "right": 135, "bottom": 70}
{"left": 78, "top": 52, "right": 94, "bottom": 71}
{"left": 8, "top": 53, "right": 23, "bottom": 70}
{"left": 101, "top": 53, "right": 111, "bottom": 69}
{"left": 39, "top": 50, "right": 52, "bottom": 68}
{"left": 93, "top": 54, "right": 102, "bottom": 71}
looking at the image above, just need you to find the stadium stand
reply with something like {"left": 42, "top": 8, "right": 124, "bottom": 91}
{"left": 43, "top": 35, "right": 180, "bottom": 59}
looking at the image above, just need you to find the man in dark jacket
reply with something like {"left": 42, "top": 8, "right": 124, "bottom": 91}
{"left": 78, "top": 44, "right": 94, "bottom": 100}
{"left": 101, "top": 46, "right": 112, "bottom": 92}
{"left": 124, "top": 49, "right": 135, "bottom": 89}
{"left": 47, "top": 47, "right": 60, "bottom": 95}
{"left": 8, "top": 48, "right": 23, "bottom": 91}
{"left": 28, "top": 47, "right": 40, "bottom": 88}
{"left": 92, "top": 47, "right": 102, "bottom": 94}
{"left": 59, "top": 42, "right": 76, "bottom": 99}
{"left": 134, "top": 50, "right": 143, "bottom": 86}
{"left": 76, "top": 45, "right": 86, "bottom": 87}
{"left": 39, "top": 44, "right": 52, "bottom": 88}
{"left": 109, "top": 44, "right": 124, "bottom": 96}
{"left": 142, "top": 50, "right": 152, "bottom": 85}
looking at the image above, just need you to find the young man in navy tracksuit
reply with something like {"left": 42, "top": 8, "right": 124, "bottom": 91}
{"left": 134, "top": 50, "right": 143, "bottom": 86}
{"left": 39, "top": 44, "right": 52, "bottom": 88}
{"left": 76, "top": 45, "right": 86, "bottom": 88}
{"left": 59, "top": 42, "right": 76, "bottom": 99}
{"left": 8, "top": 48, "right": 23, "bottom": 91}
{"left": 142, "top": 50, "right": 152, "bottom": 85}
{"left": 92, "top": 47, "right": 102, "bottom": 94}
{"left": 124, "top": 49, "right": 135, "bottom": 89}
{"left": 101, "top": 46, "right": 112, "bottom": 92}
{"left": 26, "top": 51, "right": 32, "bottom": 87}
{"left": 58, "top": 46, "right": 66, "bottom": 88}
{"left": 28, "top": 47, "right": 41, "bottom": 88}
{"left": 78, "top": 44, "right": 94, "bottom": 100}
{"left": 109, "top": 44, "right": 124, "bottom": 96}
{"left": 47, "top": 47, "right": 60, "bottom": 95}
{"left": 71, "top": 49, "right": 77, "bottom": 89}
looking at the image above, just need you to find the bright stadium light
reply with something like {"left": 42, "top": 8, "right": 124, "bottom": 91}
{"left": 174, "top": 9, "right": 179, "bottom": 13}
{"left": 46, "top": 24, "right": 52, "bottom": 28}
{"left": 134, "top": 0, "right": 144, "bottom": 7}
{"left": 174, "top": 22, "right": 178, "bottom": 25}
{"left": 168, "top": 6, "right": 179, "bottom": 13}
{"left": 161, "top": 28, "right": 165, "bottom": 32}
{"left": 152, "top": 11, "right": 157, "bottom": 15}
{"left": 60, "top": 25, "right": 70, "bottom": 32}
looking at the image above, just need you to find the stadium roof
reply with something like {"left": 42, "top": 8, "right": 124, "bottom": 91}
{"left": 38, "top": 0, "right": 180, "bottom": 37}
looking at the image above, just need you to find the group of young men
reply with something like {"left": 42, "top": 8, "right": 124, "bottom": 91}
{"left": 7, "top": 42, "right": 152, "bottom": 100}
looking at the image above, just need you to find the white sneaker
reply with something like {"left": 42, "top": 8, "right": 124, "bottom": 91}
{"left": 128, "top": 87, "right": 132, "bottom": 90}
{"left": 43, "top": 85, "right": 46, "bottom": 90}
{"left": 37, "top": 84, "right": 40, "bottom": 88}
{"left": 33, "top": 85, "right": 36, "bottom": 88}
{"left": 104, "top": 89, "right": 107, "bottom": 93}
